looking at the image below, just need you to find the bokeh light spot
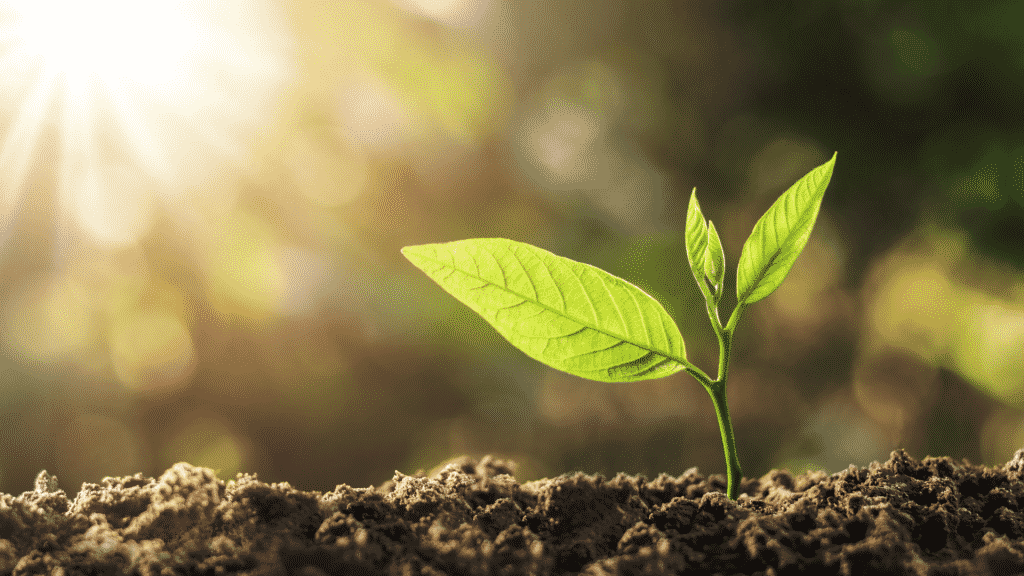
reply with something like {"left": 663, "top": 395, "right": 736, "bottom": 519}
{"left": 334, "top": 74, "right": 412, "bottom": 151}
{"left": 2, "top": 275, "right": 96, "bottom": 365}
{"left": 203, "top": 211, "right": 285, "bottom": 320}
{"left": 891, "top": 29, "right": 930, "bottom": 74}
{"left": 954, "top": 300, "right": 1024, "bottom": 406}
{"left": 284, "top": 131, "right": 368, "bottom": 207}
{"left": 108, "top": 309, "right": 196, "bottom": 393}
{"left": 390, "top": 0, "right": 490, "bottom": 28}
{"left": 72, "top": 159, "right": 157, "bottom": 248}
{"left": 163, "top": 413, "right": 246, "bottom": 480}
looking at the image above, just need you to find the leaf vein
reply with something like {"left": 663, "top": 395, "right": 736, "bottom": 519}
{"left": 625, "top": 286, "right": 650, "bottom": 347}
{"left": 600, "top": 274, "right": 628, "bottom": 339}
{"left": 534, "top": 248, "right": 565, "bottom": 313}
{"left": 569, "top": 264, "right": 599, "bottom": 326}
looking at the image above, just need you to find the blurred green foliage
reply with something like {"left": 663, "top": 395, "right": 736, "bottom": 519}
{"left": 0, "top": 0, "right": 1021, "bottom": 495}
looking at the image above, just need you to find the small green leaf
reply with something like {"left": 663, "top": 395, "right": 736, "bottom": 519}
{"left": 685, "top": 188, "right": 711, "bottom": 300}
{"left": 402, "top": 238, "right": 687, "bottom": 382}
{"left": 704, "top": 220, "right": 725, "bottom": 302}
{"left": 736, "top": 151, "right": 837, "bottom": 306}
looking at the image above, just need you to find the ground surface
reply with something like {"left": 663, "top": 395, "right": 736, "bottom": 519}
{"left": 1, "top": 449, "right": 1022, "bottom": 575}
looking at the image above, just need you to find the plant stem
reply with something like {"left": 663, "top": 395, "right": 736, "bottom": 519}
{"left": 712, "top": 303, "right": 745, "bottom": 500}
{"left": 686, "top": 303, "right": 747, "bottom": 500}
{"left": 706, "top": 380, "right": 742, "bottom": 499}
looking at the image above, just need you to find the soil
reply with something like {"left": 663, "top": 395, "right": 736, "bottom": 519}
{"left": 1, "top": 449, "right": 1023, "bottom": 575}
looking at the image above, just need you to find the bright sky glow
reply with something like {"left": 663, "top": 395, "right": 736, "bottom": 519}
{"left": 0, "top": 0, "right": 291, "bottom": 247}
{"left": 11, "top": 0, "right": 192, "bottom": 88}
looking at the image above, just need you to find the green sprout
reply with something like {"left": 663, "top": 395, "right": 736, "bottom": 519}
{"left": 402, "top": 152, "right": 837, "bottom": 500}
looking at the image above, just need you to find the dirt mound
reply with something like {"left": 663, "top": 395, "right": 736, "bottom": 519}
{"left": 2, "top": 449, "right": 1022, "bottom": 575}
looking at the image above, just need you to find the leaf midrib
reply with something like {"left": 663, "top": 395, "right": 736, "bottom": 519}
{"left": 427, "top": 249, "right": 676, "bottom": 359}
{"left": 740, "top": 189, "right": 820, "bottom": 302}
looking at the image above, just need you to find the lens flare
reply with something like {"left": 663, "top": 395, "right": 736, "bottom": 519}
{"left": 0, "top": 0, "right": 291, "bottom": 248}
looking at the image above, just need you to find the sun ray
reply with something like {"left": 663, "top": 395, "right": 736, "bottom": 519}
{"left": 0, "top": 0, "right": 292, "bottom": 249}
{"left": 1, "top": 68, "right": 56, "bottom": 216}
{"left": 100, "top": 80, "right": 178, "bottom": 186}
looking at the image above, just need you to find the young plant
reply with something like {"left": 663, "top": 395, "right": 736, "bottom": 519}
{"left": 402, "top": 152, "right": 837, "bottom": 500}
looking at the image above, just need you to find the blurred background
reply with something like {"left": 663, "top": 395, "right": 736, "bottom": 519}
{"left": 0, "top": 0, "right": 1022, "bottom": 496}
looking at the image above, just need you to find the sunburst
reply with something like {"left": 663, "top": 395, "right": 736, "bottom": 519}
{"left": 0, "top": 0, "right": 291, "bottom": 248}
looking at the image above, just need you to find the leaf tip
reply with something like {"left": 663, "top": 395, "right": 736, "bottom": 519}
{"left": 825, "top": 151, "right": 838, "bottom": 168}
{"left": 401, "top": 243, "right": 433, "bottom": 264}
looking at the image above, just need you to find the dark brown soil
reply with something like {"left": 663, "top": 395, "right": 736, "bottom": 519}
{"left": 2, "top": 449, "right": 1023, "bottom": 575}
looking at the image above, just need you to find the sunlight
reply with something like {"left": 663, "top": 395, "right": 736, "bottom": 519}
{"left": 0, "top": 0, "right": 291, "bottom": 248}
{"left": 10, "top": 0, "right": 190, "bottom": 88}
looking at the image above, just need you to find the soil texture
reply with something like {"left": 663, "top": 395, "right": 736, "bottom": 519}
{"left": 2, "top": 449, "right": 1023, "bottom": 575}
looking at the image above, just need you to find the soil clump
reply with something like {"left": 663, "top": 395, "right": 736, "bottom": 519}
{"left": 2, "top": 449, "right": 1023, "bottom": 575}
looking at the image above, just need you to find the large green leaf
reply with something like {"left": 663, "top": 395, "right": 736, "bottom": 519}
{"left": 736, "top": 152, "right": 837, "bottom": 306}
{"left": 402, "top": 238, "right": 687, "bottom": 382}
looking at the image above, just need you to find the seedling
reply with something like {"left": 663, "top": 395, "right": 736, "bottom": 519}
{"left": 402, "top": 152, "right": 837, "bottom": 500}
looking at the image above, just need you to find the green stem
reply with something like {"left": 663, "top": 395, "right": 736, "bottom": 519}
{"left": 683, "top": 302, "right": 747, "bottom": 500}
{"left": 716, "top": 304, "right": 743, "bottom": 385}
{"left": 682, "top": 359, "right": 713, "bottom": 388}
{"left": 706, "top": 379, "right": 742, "bottom": 499}
{"left": 710, "top": 303, "right": 746, "bottom": 500}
